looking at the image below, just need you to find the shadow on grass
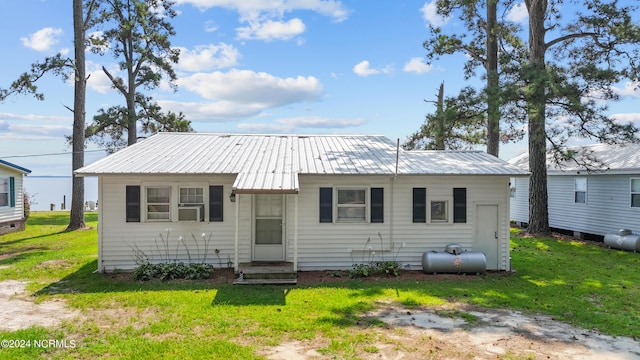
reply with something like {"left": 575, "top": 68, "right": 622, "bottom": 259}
{"left": 36, "top": 260, "right": 289, "bottom": 307}
{"left": 212, "top": 286, "right": 289, "bottom": 306}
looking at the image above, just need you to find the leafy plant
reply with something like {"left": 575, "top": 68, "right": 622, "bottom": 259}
{"left": 349, "top": 233, "right": 404, "bottom": 278}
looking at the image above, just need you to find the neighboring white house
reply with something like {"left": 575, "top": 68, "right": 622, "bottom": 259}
{"left": 0, "top": 160, "right": 31, "bottom": 235}
{"left": 76, "top": 133, "right": 527, "bottom": 272}
{"left": 509, "top": 143, "right": 640, "bottom": 237}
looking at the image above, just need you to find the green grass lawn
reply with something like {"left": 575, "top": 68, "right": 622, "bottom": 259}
{"left": 1, "top": 212, "right": 639, "bottom": 359}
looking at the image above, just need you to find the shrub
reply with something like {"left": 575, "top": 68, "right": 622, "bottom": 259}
{"left": 133, "top": 262, "right": 214, "bottom": 281}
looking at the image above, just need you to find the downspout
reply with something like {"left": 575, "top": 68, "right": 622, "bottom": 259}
{"left": 234, "top": 193, "right": 239, "bottom": 272}
{"left": 294, "top": 194, "right": 298, "bottom": 272}
{"left": 390, "top": 139, "right": 400, "bottom": 249}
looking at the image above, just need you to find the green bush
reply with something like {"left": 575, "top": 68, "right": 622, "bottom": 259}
{"left": 133, "top": 262, "right": 214, "bottom": 281}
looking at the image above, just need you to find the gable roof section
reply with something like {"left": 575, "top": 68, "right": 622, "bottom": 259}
{"left": 508, "top": 143, "right": 640, "bottom": 175}
{"left": 0, "top": 159, "right": 32, "bottom": 174}
{"left": 76, "top": 133, "right": 527, "bottom": 193}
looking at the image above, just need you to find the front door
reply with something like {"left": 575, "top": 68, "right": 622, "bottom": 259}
{"left": 253, "top": 194, "right": 285, "bottom": 261}
{"left": 475, "top": 204, "right": 499, "bottom": 270}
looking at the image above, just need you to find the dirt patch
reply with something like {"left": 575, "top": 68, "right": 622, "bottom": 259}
{"left": 0, "top": 280, "right": 81, "bottom": 331}
{"left": 263, "top": 302, "right": 640, "bottom": 360}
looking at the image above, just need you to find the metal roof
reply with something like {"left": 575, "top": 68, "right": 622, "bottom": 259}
{"left": 0, "top": 159, "right": 31, "bottom": 174}
{"left": 76, "top": 133, "right": 527, "bottom": 192}
{"left": 508, "top": 143, "right": 640, "bottom": 174}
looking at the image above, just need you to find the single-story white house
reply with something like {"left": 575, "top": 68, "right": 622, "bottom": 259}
{"left": 76, "top": 133, "right": 527, "bottom": 272}
{"left": 509, "top": 143, "right": 640, "bottom": 237}
{"left": 0, "top": 159, "right": 31, "bottom": 235}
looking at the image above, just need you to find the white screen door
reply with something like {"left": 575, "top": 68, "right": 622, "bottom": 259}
{"left": 253, "top": 194, "right": 284, "bottom": 261}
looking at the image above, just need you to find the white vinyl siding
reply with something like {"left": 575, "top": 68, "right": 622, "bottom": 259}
{"left": 0, "top": 168, "right": 25, "bottom": 224}
{"left": 512, "top": 174, "right": 640, "bottom": 236}
{"left": 96, "top": 174, "right": 512, "bottom": 272}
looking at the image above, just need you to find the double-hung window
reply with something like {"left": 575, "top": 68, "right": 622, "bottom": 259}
{"left": 336, "top": 188, "right": 367, "bottom": 222}
{"left": 146, "top": 186, "right": 171, "bottom": 221}
{"left": 178, "top": 187, "right": 204, "bottom": 221}
{"left": 575, "top": 177, "right": 587, "bottom": 204}
{"left": 632, "top": 179, "right": 640, "bottom": 208}
{"left": 0, "top": 178, "right": 9, "bottom": 207}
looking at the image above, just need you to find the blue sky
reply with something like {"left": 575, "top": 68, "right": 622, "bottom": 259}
{"left": 1, "top": 0, "right": 639, "bottom": 176}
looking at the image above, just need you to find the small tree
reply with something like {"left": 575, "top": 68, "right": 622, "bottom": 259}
{"left": 405, "top": 82, "right": 485, "bottom": 151}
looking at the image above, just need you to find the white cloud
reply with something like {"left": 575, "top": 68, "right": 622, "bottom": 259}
{"left": 204, "top": 20, "right": 219, "bottom": 32}
{"left": 403, "top": 57, "right": 432, "bottom": 74}
{"left": 177, "top": 0, "right": 349, "bottom": 41}
{"left": 177, "top": 0, "right": 349, "bottom": 22}
{"left": 420, "top": 1, "right": 449, "bottom": 27}
{"left": 612, "top": 81, "right": 640, "bottom": 98}
{"left": 157, "top": 100, "right": 266, "bottom": 121}
{"left": 178, "top": 69, "right": 323, "bottom": 105}
{"left": 611, "top": 113, "right": 640, "bottom": 125}
{"left": 0, "top": 112, "right": 71, "bottom": 123}
{"left": 353, "top": 60, "right": 392, "bottom": 77}
{"left": 20, "top": 27, "right": 63, "bottom": 52}
{"left": 158, "top": 69, "right": 324, "bottom": 121}
{"left": 85, "top": 62, "right": 120, "bottom": 94}
{"left": 237, "top": 18, "right": 305, "bottom": 41}
{"left": 506, "top": 2, "right": 528, "bottom": 23}
{"left": 237, "top": 116, "right": 366, "bottom": 132}
{"left": 175, "top": 43, "right": 240, "bottom": 72}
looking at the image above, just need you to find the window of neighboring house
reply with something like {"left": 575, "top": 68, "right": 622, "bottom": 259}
{"left": 336, "top": 188, "right": 367, "bottom": 222}
{"left": 575, "top": 177, "right": 587, "bottom": 204}
{"left": 510, "top": 178, "right": 516, "bottom": 198}
{"left": 631, "top": 178, "right": 640, "bottom": 208}
{"left": 0, "top": 178, "right": 8, "bottom": 207}
{"left": 178, "top": 187, "right": 205, "bottom": 222}
{"left": 430, "top": 200, "right": 448, "bottom": 223}
{"left": 146, "top": 186, "right": 171, "bottom": 221}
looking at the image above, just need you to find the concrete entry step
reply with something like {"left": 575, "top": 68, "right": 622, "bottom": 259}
{"left": 234, "top": 262, "right": 297, "bottom": 285}
{"left": 233, "top": 278, "right": 298, "bottom": 285}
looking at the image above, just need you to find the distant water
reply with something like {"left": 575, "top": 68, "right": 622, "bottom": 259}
{"left": 23, "top": 177, "right": 98, "bottom": 211}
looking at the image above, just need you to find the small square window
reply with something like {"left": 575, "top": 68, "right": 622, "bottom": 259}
{"left": 179, "top": 187, "right": 205, "bottom": 222}
{"left": 430, "top": 200, "right": 448, "bottom": 222}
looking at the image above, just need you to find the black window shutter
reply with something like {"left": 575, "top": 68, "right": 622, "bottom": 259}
{"left": 370, "top": 187, "right": 384, "bottom": 223}
{"left": 412, "top": 188, "right": 426, "bottom": 223}
{"left": 319, "top": 187, "right": 332, "bottom": 223}
{"left": 453, "top": 187, "right": 467, "bottom": 223}
{"left": 125, "top": 186, "right": 141, "bottom": 222}
{"left": 209, "top": 186, "right": 224, "bottom": 222}
{"left": 9, "top": 177, "right": 15, "bottom": 207}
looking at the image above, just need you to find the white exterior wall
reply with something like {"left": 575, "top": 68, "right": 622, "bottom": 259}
{"left": 547, "top": 174, "right": 640, "bottom": 236}
{"left": 509, "top": 177, "right": 530, "bottom": 224}
{"left": 98, "top": 174, "right": 513, "bottom": 271}
{"left": 98, "top": 175, "right": 240, "bottom": 271}
{"left": 509, "top": 173, "right": 640, "bottom": 236}
{"left": 0, "top": 168, "right": 25, "bottom": 223}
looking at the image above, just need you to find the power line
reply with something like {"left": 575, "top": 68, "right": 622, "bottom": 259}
{"left": 1, "top": 149, "right": 105, "bottom": 159}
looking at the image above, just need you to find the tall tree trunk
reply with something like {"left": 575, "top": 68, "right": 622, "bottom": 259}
{"left": 486, "top": 0, "right": 500, "bottom": 157}
{"left": 434, "top": 82, "right": 445, "bottom": 150}
{"left": 127, "top": 95, "right": 137, "bottom": 145}
{"left": 66, "top": 0, "right": 86, "bottom": 231}
{"left": 525, "top": 0, "right": 550, "bottom": 235}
